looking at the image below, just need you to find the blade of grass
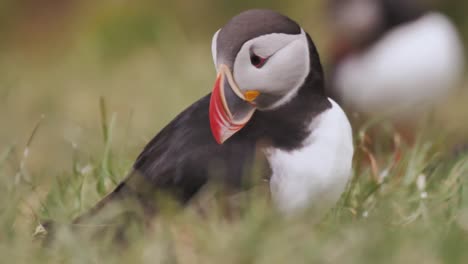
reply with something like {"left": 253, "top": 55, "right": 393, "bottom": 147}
{"left": 14, "top": 114, "right": 45, "bottom": 185}
{"left": 98, "top": 97, "right": 118, "bottom": 194}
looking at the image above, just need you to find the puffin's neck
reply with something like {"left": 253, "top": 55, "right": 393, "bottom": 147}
{"left": 382, "top": 0, "right": 427, "bottom": 29}
{"left": 245, "top": 60, "right": 331, "bottom": 151}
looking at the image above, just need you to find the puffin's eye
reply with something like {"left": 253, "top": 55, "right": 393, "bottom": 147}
{"left": 250, "top": 53, "right": 267, "bottom": 68}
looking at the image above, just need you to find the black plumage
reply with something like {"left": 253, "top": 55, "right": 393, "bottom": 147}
{"left": 73, "top": 95, "right": 259, "bottom": 224}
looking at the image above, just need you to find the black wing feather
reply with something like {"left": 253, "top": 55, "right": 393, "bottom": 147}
{"left": 74, "top": 94, "right": 258, "bottom": 223}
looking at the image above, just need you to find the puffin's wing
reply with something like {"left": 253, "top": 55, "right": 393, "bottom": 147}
{"left": 73, "top": 94, "right": 258, "bottom": 224}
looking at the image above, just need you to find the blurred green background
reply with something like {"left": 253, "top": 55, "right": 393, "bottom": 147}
{"left": 0, "top": 0, "right": 466, "bottom": 175}
{"left": 1, "top": 0, "right": 332, "bottom": 176}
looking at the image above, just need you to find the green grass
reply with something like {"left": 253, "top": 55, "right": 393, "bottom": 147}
{"left": 1, "top": 94, "right": 468, "bottom": 263}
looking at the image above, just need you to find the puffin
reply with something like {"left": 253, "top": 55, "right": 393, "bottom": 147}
{"left": 58, "top": 9, "right": 354, "bottom": 228}
{"left": 327, "top": 0, "right": 465, "bottom": 124}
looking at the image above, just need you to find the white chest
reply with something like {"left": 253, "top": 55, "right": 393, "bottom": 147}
{"left": 266, "top": 99, "right": 354, "bottom": 215}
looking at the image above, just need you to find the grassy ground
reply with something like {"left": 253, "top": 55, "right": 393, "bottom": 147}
{"left": 1, "top": 1, "right": 468, "bottom": 263}
{"left": 2, "top": 96, "right": 468, "bottom": 264}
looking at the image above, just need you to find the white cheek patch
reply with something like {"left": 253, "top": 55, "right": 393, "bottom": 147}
{"left": 233, "top": 30, "right": 310, "bottom": 110}
{"left": 211, "top": 29, "right": 220, "bottom": 71}
{"left": 250, "top": 33, "right": 300, "bottom": 58}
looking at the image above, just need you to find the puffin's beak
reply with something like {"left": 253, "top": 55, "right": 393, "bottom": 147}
{"left": 209, "top": 64, "right": 259, "bottom": 144}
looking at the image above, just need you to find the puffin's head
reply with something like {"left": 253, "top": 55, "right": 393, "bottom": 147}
{"left": 209, "top": 9, "right": 314, "bottom": 144}
{"left": 328, "top": 0, "right": 427, "bottom": 51}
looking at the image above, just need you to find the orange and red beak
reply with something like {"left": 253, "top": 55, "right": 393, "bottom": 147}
{"left": 209, "top": 64, "right": 259, "bottom": 144}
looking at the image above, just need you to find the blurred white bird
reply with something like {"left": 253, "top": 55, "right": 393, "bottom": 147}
{"left": 327, "top": 0, "right": 465, "bottom": 124}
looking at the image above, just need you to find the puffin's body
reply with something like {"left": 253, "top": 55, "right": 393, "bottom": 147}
{"left": 68, "top": 9, "right": 353, "bottom": 226}
{"left": 328, "top": 0, "right": 464, "bottom": 121}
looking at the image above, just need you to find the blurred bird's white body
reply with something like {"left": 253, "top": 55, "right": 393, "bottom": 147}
{"left": 267, "top": 99, "right": 354, "bottom": 215}
{"left": 334, "top": 12, "right": 465, "bottom": 119}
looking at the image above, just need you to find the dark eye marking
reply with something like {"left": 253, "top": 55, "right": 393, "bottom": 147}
{"left": 250, "top": 50, "right": 268, "bottom": 68}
